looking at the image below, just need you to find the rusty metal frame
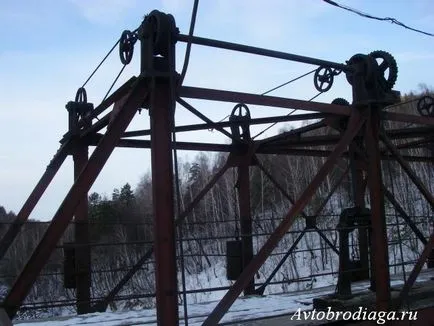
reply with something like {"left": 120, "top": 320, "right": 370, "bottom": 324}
{"left": 2, "top": 78, "right": 148, "bottom": 317}
{"left": 202, "top": 110, "right": 365, "bottom": 325}
{"left": 0, "top": 141, "right": 71, "bottom": 261}
{"left": 2, "top": 10, "right": 434, "bottom": 325}
{"left": 92, "top": 158, "right": 232, "bottom": 311}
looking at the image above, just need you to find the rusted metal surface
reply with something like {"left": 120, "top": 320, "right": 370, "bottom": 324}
{"left": 260, "top": 120, "right": 328, "bottom": 145}
{"left": 179, "top": 86, "right": 353, "bottom": 115}
{"left": 0, "top": 141, "right": 70, "bottom": 261}
{"left": 237, "top": 157, "right": 254, "bottom": 295}
{"left": 61, "top": 77, "right": 138, "bottom": 142}
{"left": 122, "top": 112, "right": 329, "bottom": 138}
{"left": 252, "top": 159, "right": 345, "bottom": 294}
{"left": 79, "top": 113, "right": 110, "bottom": 138}
{"left": 150, "top": 79, "right": 179, "bottom": 326}
{"left": 397, "top": 232, "right": 434, "bottom": 309}
{"left": 2, "top": 79, "right": 148, "bottom": 318}
{"left": 177, "top": 97, "right": 237, "bottom": 141}
{"left": 73, "top": 140, "right": 91, "bottom": 314}
{"left": 365, "top": 108, "right": 390, "bottom": 311}
{"left": 5, "top": 9, "right": 434, "bottom": 324}
{"left": 87, "top": 136, "right": 434, "bottom": 163}
{"left": 202, "top": 111, "right": 365, "bottom": 325}
{"left": 380, "top": 133, "right": 434, "bottom": 209}
{"left": 176, "top": 34, "right": 348, "bottom": 71}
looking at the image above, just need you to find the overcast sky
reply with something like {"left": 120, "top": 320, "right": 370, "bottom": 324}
{"left": 0, "top": 0, "right": 433, "bottom": 221}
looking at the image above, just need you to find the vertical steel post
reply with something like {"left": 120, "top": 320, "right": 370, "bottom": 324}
{"left": 365, "top": 107, "right": 390, "bottom": 310}
{"left": 150, "top": 77, "right": 179, "bottom": 326}
{"left": 349, "top": 142, "right": 370, "bottom": 281}
{"left": 237, "top": 158, "right": 254, "bottom": 295}
{"left": 73, "top": 141, "right": 91, "bottom": 314}
{"left": 429, "top": 145, "right": 434, "bottom": 268}
{"left": 203, "top": 111, "right": 364, "bottom": 325}
{"left": 68, "top": 98, "right": 92, "bottom": 314}
{"left": 2, "top": 80, "right": 146, "bottom": 318}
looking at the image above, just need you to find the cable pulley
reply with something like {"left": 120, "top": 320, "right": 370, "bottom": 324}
{"left": 65, "top": 87, "right": 94, "bottom": 116}
{"left": 229, "top": 103, "right": 251, "bottom": 140}
{"left": 119, "top": 30, "right": 138, "bottom": 65}
{"left": 417, "top": 95, "right": 434, "bottom": 117}
{"left": 75, "top": 87, "right": 87, "bottom": 103}
{"left": 313, "top": 66, "right": 336, "bottom": 93}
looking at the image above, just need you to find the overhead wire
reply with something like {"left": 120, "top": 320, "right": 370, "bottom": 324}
{"left": 102, "top": 64, "right": 127, "bottom": 102}
{"left": 171, "top": 2, "right": 201, "bottom": 322}
{"left": 322, "top": 0, "right": 434, "bottom": 38}
{"left": 81, "top": 39, "right": 121, "bottom": 88}
{"left": 210, "top": 68, "right": 319, "bottom": 139}
{"left": 81, "top": 25, "right": 141, "bottom": 89}
{"left": 252, "top": 91, "right": 322, "bottom": 140}
{"left": 178, "top": 0, "right": 200, "bottom": 87}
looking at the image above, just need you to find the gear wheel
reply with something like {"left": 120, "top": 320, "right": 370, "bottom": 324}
{"left": 369, "top": 50, "right": 398, "bottom": 91}
{"left": 345, "top": 54, "right": 374, "bottom": 86}
{"left": 417, "top": 95, "right": 434, "bottom": 117}
{"left": 331, "top": 98, "right": 350, "bottom": 106}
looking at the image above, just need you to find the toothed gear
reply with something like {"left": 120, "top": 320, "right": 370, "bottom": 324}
{"left": 331, "top": 98, "right": 350, "bottom": 106}
{"left": 369, "top": 50, "right": 398, "bottom": 91}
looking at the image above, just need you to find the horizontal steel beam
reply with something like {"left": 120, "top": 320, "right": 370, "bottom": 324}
{"left": 86, "top": 135, "right": 434, "bottom": 162}
{"left": 260, "top": 120, "right": 327, "bottom": 145}
{"left": 177, "top": 34, "right": 348, "bottom": 71}
{"left": 384, "top": 112, "right": 434, "bottom": 126}
{"left": 122, "top": 113, "right": 329, "bottom": 138}
{"left": 179, "top": 86, "right": 352, "bottom": 115}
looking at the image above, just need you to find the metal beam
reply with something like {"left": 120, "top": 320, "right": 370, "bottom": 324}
{"left": 92, "top": 158, "right": 231, "bottom": 311}
{"left": 61, "top": 76, "right": 137, "bottom": 142}
{"left": 73, "top": 138, "right": 91, "bottom": 314}
{"left": 179, "top": 86, "right": 352, "bottom": 115}
{"left": 254, "top": 230, "right": 306, "bottom": 295}
{"left": 176, "top": 98, "right": 237, "bottom": 142}
{"left": 384, "top": 112, "right": 434, "bottom": 126}
{"left": 383, "top": 187, "right": 427, "bottom": 245}
{"left": 2, "top": 78, "right": 147, "bottom": 318}
{"left": 0, "top": 141, "right": 70, "bottom": 261}
{"left": 237, "top": 156, "right": 254, "bottom": 295}
{"left": 150, "top": 78, "right": 179, "bottom": 326}
{"left": 122, "top": 113, "right": 329, "bottom": 138}
{"left": 202, "top": 110, "right": 365, "bottom": 325}
{"left": 259, "top": 120, "right": 327, "bottom": 145}
{"left": 397, "top": 232, "right": 434, "bottom": 309}
{"left": 365, "top": 108, "right": 390, "bottom": 310}
{"left": 176, "top": 34, "right": 348, "bottom": 71}
{"left": 380, "top": 133, "right": 434, "bottom": 209}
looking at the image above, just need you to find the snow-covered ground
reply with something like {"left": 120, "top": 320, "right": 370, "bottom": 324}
{"left": 15, "top": 270, "right": 434, "bottom": 326}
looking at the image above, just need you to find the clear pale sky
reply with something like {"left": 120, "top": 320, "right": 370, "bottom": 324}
{"left": 0, "top": 0, "right": 433, "bottom": 221}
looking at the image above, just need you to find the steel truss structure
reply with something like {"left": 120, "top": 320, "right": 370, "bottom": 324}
{"left": 1, "top": 9, "right": 434, "bottom": 326}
